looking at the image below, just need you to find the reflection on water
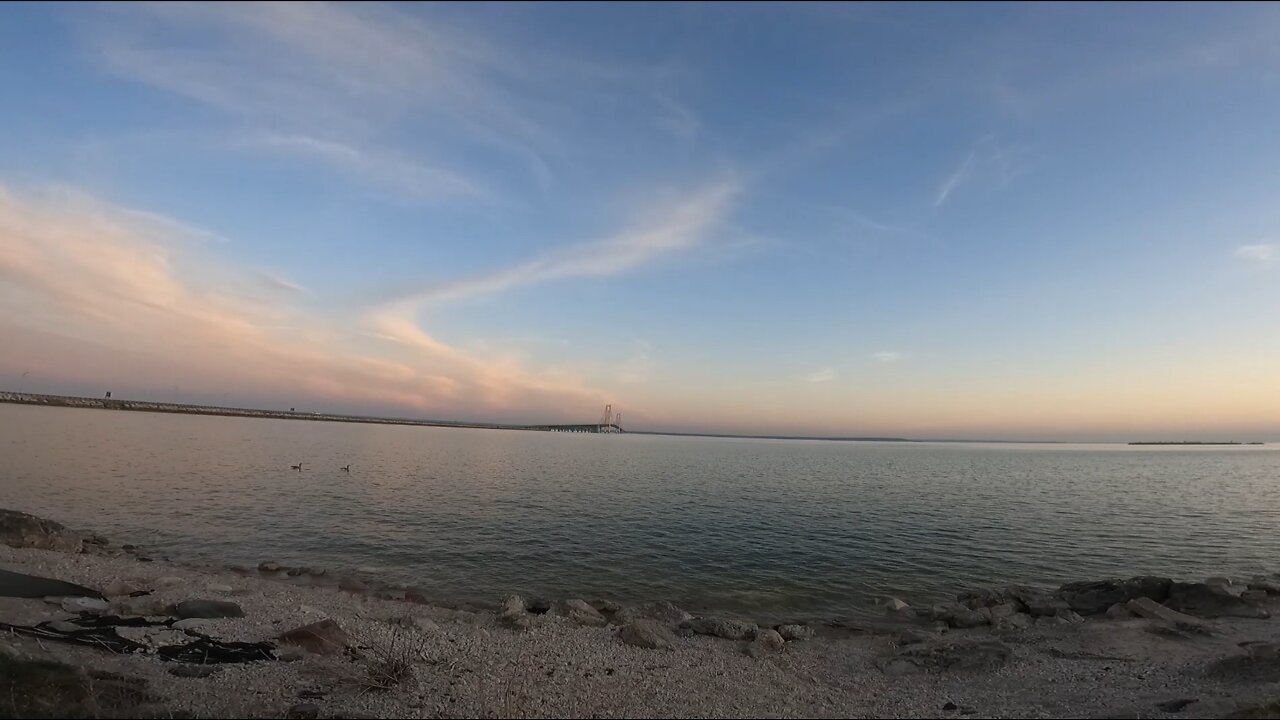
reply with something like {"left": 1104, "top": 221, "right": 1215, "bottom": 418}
{"left": 2, "top": 403, "right": 1277, "bottom": 620}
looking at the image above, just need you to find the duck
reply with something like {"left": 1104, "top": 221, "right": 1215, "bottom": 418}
{"left": 291, "top": 463, "right": 303, "bottom": 471}
{"left": 340, "top": 465, "right": 350, "bottom": 472}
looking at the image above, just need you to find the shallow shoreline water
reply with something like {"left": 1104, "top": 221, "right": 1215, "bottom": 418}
{"left": 4, "top": 402, "right": 1279, "bottom": 624}
{"left": 3, "top": 512, "right": 1280, "bottom": 719}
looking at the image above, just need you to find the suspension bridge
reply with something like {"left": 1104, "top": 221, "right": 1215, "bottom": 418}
{"left": 523, "top": 404, "right": 624, "bottom": 434}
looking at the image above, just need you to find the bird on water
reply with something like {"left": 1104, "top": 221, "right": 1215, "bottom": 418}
{"left": 340, "top": 465, "right": 350, "bottom": 472}
{"left": 291, "top": 463, "right": 303, "bottom": 471}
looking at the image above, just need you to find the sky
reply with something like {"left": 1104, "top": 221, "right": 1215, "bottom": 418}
{"left": 1, "top": 2, "right": 1279, "bottom": 441}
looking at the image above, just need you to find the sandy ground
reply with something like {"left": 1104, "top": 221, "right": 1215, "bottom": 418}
{"left": 2, "top": 544, "right": 1279, "bottom": 719}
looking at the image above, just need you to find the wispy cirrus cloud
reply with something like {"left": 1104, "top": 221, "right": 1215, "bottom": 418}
{"left": 934, "top": 135, "right": 1025, "bottom": 207}
{"left": 382, "top": 178, "right": 740, "bottom": 309}
{"left": 1235, "top": 243, "right": 1278, "bottom": 263}
{"left": 252, "top": 134, "right": 487, "bottom": 203}
{"left": 872, "top": 351, "right": 902, "bottom": 363}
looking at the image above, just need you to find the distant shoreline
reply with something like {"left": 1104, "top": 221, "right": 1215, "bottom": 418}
{"left": 0, "top": 390, "right": 916, "bottom": 442}
{"left": 1127, "top": 441, "right": 1266, "bottom": 446}
{"left": 1, "top": 391, "right": 1268, "bottom": 446}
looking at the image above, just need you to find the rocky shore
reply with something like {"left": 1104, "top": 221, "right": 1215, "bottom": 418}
{"left": 2, "top": 507, "right": 1279, "bottom": 719}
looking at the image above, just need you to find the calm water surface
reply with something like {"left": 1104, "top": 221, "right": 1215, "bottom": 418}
{"left": 2, "top": 404, "right": 1277, "bottom": 621}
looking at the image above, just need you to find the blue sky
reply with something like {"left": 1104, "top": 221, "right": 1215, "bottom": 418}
{"left": 1, "top": 2, "right": 1278, "bottom": 440}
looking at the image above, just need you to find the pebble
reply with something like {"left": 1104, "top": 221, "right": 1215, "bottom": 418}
{"left": 61, "top": 596, "right": 109, "bottom": 614}
{"left": 207, "top": 584, "right": 234, "bottom": 594}
{"left": 258, "top": 561, "right": 283, "bottom": 572}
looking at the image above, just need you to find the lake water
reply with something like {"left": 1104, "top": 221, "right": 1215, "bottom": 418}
{"left": 2, "top": 403, "right": 1277, "bottom": 621}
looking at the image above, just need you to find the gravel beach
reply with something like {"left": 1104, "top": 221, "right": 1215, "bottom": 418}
{"left": 2, "top": 513, "right": 1279, "bottom": 719}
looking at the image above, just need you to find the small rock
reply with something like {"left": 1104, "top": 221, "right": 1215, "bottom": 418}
{"left": 168, "top": 665, "right": 221, "bottom": 678}
{"left": 615, "top": 601, "right": 693, "bottom": 628}
{"left": 175, "top": 600, "right": 244, "bottom": 619}
{"left": 122, "top": 544, "right": 137, "bottom": 551}
{"left": 1058, "top": 576, "right": 1173, "bottom": 615}
{"left": 1155, "top": 698, "right": 1198, "bottom": 712}
{"left": 1054, "top": 609, "right": 1085, "bottom": 625}
{"left": 1248, "top": 576, "right": 1280, "bottom": 595}
{"left": 777, "top": 624, "right": 815, "bottom": 641}
{"left": 1206, "top": 576, "right": 1233, "bottom": 588}
{"left": 949, "top": 607, "right": 991, "bottom": 629}
{"left": 994, "top": 613, "right": 1032, "bottom": 631}
{"left": 171, "top": 619, "right": 211, "bottom": 632}
{"left": 136, "top": 556, "right": 154, "bottom": 562}
{"left": 286, "top": 567, "right": 305, "bottom": 577}
{"left": 48, "top": 620, "right": 83, "bottom": 633}
{"left": 227, "top": 564, "right": 252, "bottom": 574}
{"left": 0, "top": 509, "right": 84, "bottom": 553}
{"left": 591, "top": 599, "right": 622, "bottom": 614}
{"left": 1024, "top": 594, "right": 1071, "bottom": 617}
{"left": 257, "top": 561, "right": 282, "bottom": 572}
{"left": 526, "top": 597, "right": 552, "bottom": 615}
{"left": 307, "top": 567, "right": 327, "bottom": 577}
{"left": 206, "top": 584, "right": 233, "bottom": 594}
{"left": 747, "top": 629, "right": 785, "bottom": 657}
{"left": 1241, "top": 590, "right": 1269, "bottom": 604}
{"left": 1125, "top": 597, "right": 1205, "bottom": 628}
{"left": 943, "top": 701, "right": 958, "bottom": 711}
{"left": 1165, "top": 582, "right": 1268, "bottom": 619}
{"left": 285, "top": 703, "right": 320, "bottom": 719}
{"left": 103, "top": 579, "right": 142, "bottom": 597}
{"left": 61, "top": 596, "right": 109, "bottom": 614}
{"left": 684, "top": 616, "right": 758, "bottom": 640}
{"left": 278, "top": 619, "right": 349, "bottom": 655}
{"left": 297, "top": 689, "right": 326, "bottom": 699}
{"left": 560, "top": 599, "right": 608, "bottom": 627}
{"left": 989, "top": 603, "right": 1017, "bottom": 620}
{"left": 338, "top": 578, "right": 367, "bottom": 592}
{"left": 619, "top": 619, "right": 677, "bottom": 650}
{"left": 500, "top": 594, "right": 527, "bottom": 624}
{"left": 885, "top": 597, "right": 911, "bottom": 613}
{"left": 1105, "top": 603, "right": 1134, "bottom": 620}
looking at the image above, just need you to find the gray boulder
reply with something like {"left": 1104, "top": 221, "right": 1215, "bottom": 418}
{"left": 1247, "top": 576, "right": 1280, "bottom": 596}
{"left": 559, "top": 599, "right": 608, "bottom": 627}
{"left": 747, "top": 629, "right": 785, "bottom": 657}
{"left": 776, "top": 624, "right": 814, "bottom": 641}
{"left": 1126, "top": 597, "right": 1205, "bottom": 627}
{"left": 615, "top": 601, "right": 693, "bottom": 628}
{"left": 1165, "top": 582, "right": 1270, "bottom": 619}
{"left": 1057, "top": 576, "right": 1172, "bottom": 615}
{"left": 684, "top": 616, "right": 758, "bottom": 640}
{"left": 0, "top": 509, "right": 83, "bottom": 553}
{"left": 618, "top": 619, "right": 677, "bottom": 649}
{"left": 278, "top": 619, "right": 348, "bottom": 655}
